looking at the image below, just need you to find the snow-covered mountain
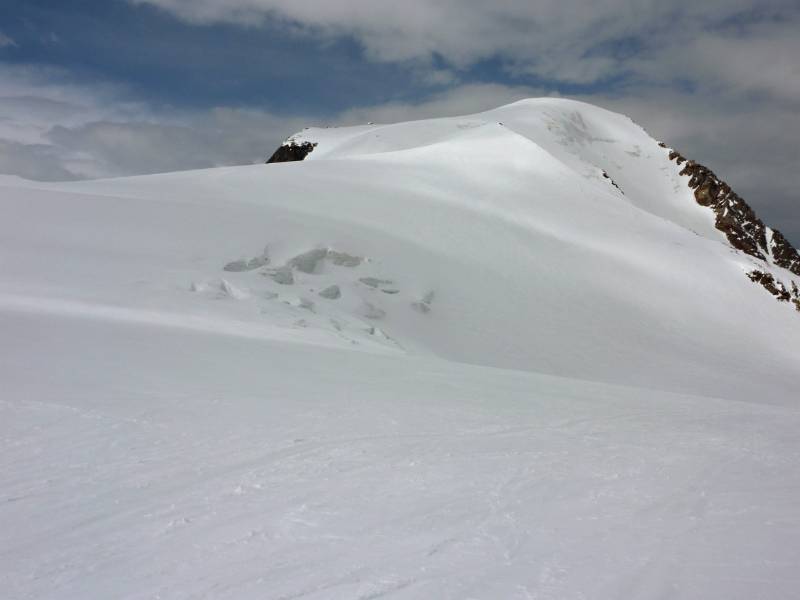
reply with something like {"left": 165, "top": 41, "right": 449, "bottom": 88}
{"left": 3, "top": 98, "right": 799, "bottom": 599}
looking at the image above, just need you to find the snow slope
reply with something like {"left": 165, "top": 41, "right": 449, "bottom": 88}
{"left": 2, "top": 98, "right": 799, "bottom": 599}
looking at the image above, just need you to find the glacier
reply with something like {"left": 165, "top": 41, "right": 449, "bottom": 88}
{"left": 2, "top": 98, "right": 799, "bottom": 599}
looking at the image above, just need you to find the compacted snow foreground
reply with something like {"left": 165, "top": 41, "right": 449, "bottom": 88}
{"left": 2, "top": 99, "right": 799, "bottom": 599}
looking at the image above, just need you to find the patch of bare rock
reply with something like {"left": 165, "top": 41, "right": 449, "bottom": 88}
{"left": 663, "top": 143, "right": 800, "bottom": 311}
{"left": 266, "top": 141, "right": 317, "bottom": 163}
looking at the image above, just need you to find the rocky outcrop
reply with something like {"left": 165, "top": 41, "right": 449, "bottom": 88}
{"left": 664, "top": 146, "right": 800, "bottom": 311}
{"left": 770, "top": 229, "right": 800, "bottom": 275}
{"left": 665, "top": 148, "right": 800, "bottom": 278}
{"left": 747, "top": 270, "right": 791, "bottom": 302}
{"left": 795, "top": 281, "right": 800, "bottom": 312}
{"left": 266, "top": 141, "right": 317, "bottom": 164}
{"left": 602, "top": 170, "right": 621, "bottom": 191}
{"left": 747, "top": 270, "right": 800, "bottom": 311}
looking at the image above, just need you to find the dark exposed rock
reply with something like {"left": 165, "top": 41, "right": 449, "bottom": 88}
{"left": 747, "top": 270, "right": 792, "bottom": 302}
{"left": 663, "top": 144, "right": 800, "bottom": 311}
{"left": 665, "top": 147, "right": 800, "bottom": 277}
{"left": 266, "top": 141, "right": 317, "bottom": 164}
{"left": 793, "top": 281, "right": 800, "bottom": 312}
{"left": 770, "top": 229, "right": 800, "bottom": 275}
{"left": 601, "top": 170, "right": 622, "bottom": 191}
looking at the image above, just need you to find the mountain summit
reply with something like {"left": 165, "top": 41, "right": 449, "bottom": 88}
{"left": 259, "top": 98, "right": 800, "bottom": 399}
{"left": 271, "top": 98, "right": 800, "bottom": 309}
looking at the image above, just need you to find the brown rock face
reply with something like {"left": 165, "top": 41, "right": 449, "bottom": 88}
{"left": 747, "top": 270, "right": 792, "bottom": 302}
{"left": 793, "top": 282, "right": 800, "bottom": 312}
{"left": 771, "top": 229, "right": 800, "bottom": 275}
{"left": 664, "top": 145, "right": 800, "bottom": 312}
{"left": 665, "top": 149, "right": 800, "bottom": 278}
{"left": 266, "top": 141, "right": 317, "bottom": 164}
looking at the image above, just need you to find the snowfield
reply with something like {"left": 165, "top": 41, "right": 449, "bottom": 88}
{"left": 2, "top": 98, "right": 799, "bottom": 599}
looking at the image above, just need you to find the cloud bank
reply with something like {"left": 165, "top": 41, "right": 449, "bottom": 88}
{"left": 130, "top": 0, "right": 799, "bottom": 91}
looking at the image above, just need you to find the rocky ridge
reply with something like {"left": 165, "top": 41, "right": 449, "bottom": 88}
{"left": 660, "top": 143, "right": 800, "bottom": 311}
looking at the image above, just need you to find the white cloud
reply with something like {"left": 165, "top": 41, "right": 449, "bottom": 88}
{"left": 129, "top": 0, "right": 799, "bottom": 89}
{"left": 625, "top": 19, "right": 800, "bottom": 105}
{"left": 0, "top": 139, "right": 77, "bottom": 181}
{"left": 0, "top": 64, "right": 307, "bottom": 180}
{"left": 46, "top": 109, "right": 309, "bottom": 178}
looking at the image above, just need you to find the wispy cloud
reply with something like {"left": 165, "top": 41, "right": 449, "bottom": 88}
{"left": 0, "top": 64, "right": 308, "bottom": 180}
{"left": 0, "top": 32, "right": 18, "bottom": 48}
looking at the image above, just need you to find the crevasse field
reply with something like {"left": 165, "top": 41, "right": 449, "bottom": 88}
{"left": 2, "top": 99, "right": 799, "bottom": 599}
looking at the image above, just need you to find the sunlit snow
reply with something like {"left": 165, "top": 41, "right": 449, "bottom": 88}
{"left": 2, "top": 99, "right": 799, "bottom": 599}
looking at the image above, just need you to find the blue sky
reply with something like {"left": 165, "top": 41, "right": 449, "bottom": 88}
{"left": 0, "top": 0, "right": 798, "bottom": 242}
{"left": 0, "top": 0, "right": 425, "bottom": 115}
{"left": 0, "top": 0, "right": 620, "bottom": 112}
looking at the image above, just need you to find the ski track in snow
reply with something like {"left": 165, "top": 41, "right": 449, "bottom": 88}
{"left": 2, "top": 98, "right": 800, "bottom": 599}
{"left": 3, "top": 310, "right": 800, "bottom": 599}
{"left": 4, "top": 310, "right": 800, "bottom": 600}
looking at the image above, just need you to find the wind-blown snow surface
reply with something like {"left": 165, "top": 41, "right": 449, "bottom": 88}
{"left": 2, "top": 99, "right": 799, "bottom": 599}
